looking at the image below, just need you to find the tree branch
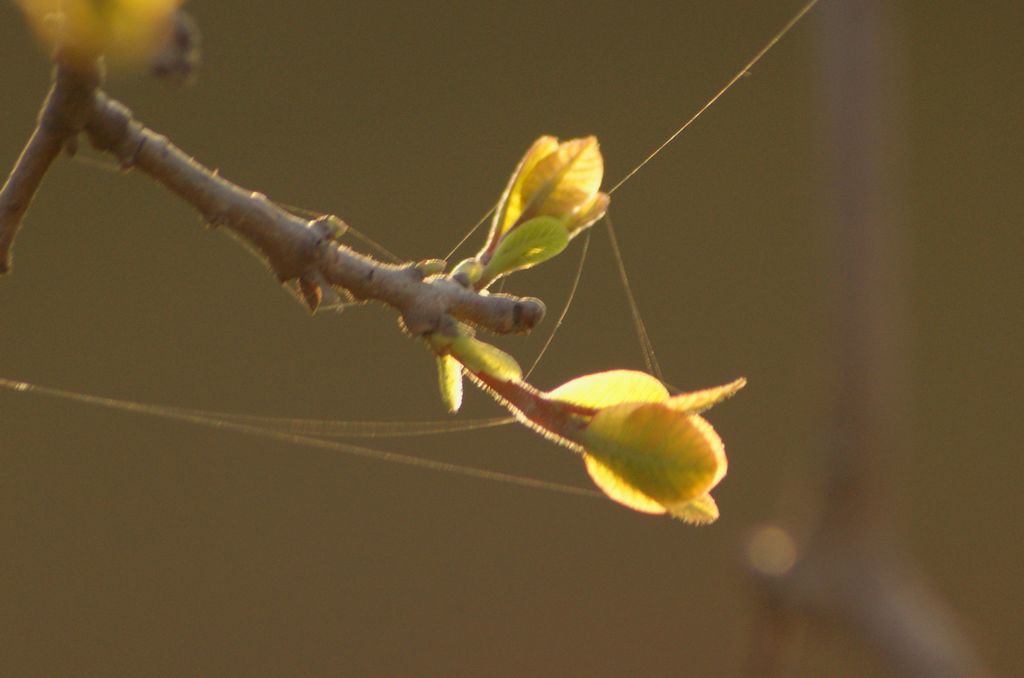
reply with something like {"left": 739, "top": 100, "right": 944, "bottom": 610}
{"left": 0, "top": 62, "right": 100, "bottom": 273}
{"left": 2, "top": 63, "right": 545, "bottom": 340}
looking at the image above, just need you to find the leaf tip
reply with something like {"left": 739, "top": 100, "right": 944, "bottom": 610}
{"left": 668, "top": 494, "right": 720, "bottom": 525}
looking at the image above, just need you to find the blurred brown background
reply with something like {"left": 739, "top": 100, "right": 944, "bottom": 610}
{"left": 1, "top": 1, "right": 1021, "bottom": 675}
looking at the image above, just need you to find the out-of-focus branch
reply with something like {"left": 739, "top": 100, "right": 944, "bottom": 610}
{"left": 0, "top": 62, "right": 100, "bottom": 273}
{"left": 745, "top": 2, "right": 989, "bottom": 676}
{"left": 0, "top": 60, "right": 545, "bottom": 339}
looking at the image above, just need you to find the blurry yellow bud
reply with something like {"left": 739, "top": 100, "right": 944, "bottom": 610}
{"left": 483, "top": 136, "right": 609, "bottom": 259}
{"left": 17, "top": 0, "right": 182, "bottom": 67}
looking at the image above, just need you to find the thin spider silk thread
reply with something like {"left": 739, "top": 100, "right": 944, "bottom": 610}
{"left": 0, "top": 378, "right": 598, "bottom": 499}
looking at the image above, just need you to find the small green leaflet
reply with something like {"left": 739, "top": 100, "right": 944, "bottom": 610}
{"left": 480, "top": 216, "right": 569, "bottom": 285}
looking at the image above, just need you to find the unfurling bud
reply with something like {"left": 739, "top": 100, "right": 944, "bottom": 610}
{"left": 474, "top": 136, "right": 610, "bottom": 287}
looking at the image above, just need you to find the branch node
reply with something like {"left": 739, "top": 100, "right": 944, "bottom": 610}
{"left": 8, "top": 60, "right": 549, "bottom": 341}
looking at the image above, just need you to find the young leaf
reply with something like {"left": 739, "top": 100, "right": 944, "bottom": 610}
{"left": 581, "top": 404, "right": 726, "bottom": 507}
{"left": 490, "top": 136, "right": 560, "bottom": 244}
{"left": 479, "top": 216, "right": 569, "bottom": 285}
{"left": 566, "top": 192, "right": 610, "bottom": 236}
{"left": 450, "top": 336, "right": 523, "bottom": 382}
{"left": 437, "top": 355, "right": 464, "bottom": 413}
{"left": 482, "top": 136, "right": 608, "bottom": 257}
{"left": 520, "top": 137, "right": 604, "bottom": 220}
{"left": 546, "top": 369, "right": 669, "bottom": 409}
{"left": 668, "top": 494, "right": 720, "bottom": 525}
{"left": 583, "top": 453, "right": 667, "bottom": 515}
{"left": 665, "top": 377, "right": 747, "bottom": 414}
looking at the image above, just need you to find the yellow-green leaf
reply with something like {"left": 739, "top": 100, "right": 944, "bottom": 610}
{"left": 668, "top": 494, "right": 720, "bottom": 525}
{"left": 581, "top": 404, "right": 726, "bottom": 507}
{"left": 665, "top": 377, "right": 747, "bottom": 414}
{"left": 520, "top": 137, "right": 604, "bottom": 219}
{"left": 450, "top": 336, "right": 523, "bottom": 382}
{"left": 484, "top": 136, "right": 606, "bottom": 255}
{"left": 583, "top": 453, "right": 666, "bottom": 514}
{"left": 437, "top": 355, "right": 463, "bottom": 413}
{"left": 566, "top": 191, "right": 610, "bottom": 236}
{"left": 479, "top": 216, "right": 569, "bottom": 285}
{"left": 546, "top": 369, "right": 669, "bottom": 409}
{"left": 491, "top": 136, "right": 559, "bottom": 243}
